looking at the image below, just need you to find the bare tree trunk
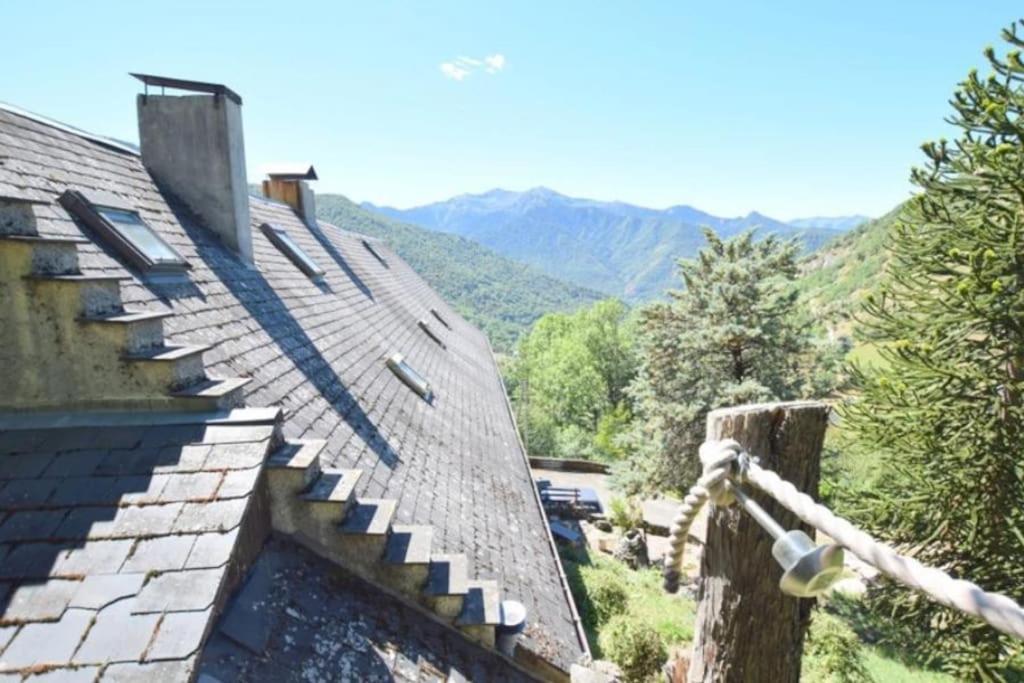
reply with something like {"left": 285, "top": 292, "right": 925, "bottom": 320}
{"left": 687, "top": 401, "right": 829, "bottom": 683}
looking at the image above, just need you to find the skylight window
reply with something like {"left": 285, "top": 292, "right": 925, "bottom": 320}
{"left": 362, "top": 239, "right": 387, "bottom": 265}
{"left": 260, "top": 222, "right": 325, "bottom": 280}
{"left": 430, "top": 307, "right": 452, "bottom": 330}
{"left": 59, "top": 189, "right": 189, "bottom": 273}
{"left": 418, "top": 319, "right": 446, "bottom": 349}
{"left": 387, "top": 353, "right": 433, "bottom": 400}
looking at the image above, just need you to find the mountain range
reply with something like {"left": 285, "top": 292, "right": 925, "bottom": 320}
{"left": 314, "top": 194, "right": 601, "bottom": 351}
{"left": 363, "top": 188, "right": 868, "bottom": 300}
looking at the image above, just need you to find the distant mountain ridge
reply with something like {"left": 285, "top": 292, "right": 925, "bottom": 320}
{"left": 363, "top": 188, "right": 867, "bottom": 300}
{"left": 788, "top": 215, "right": 870, "bottom": 231}
{"left": 313, "top": 193, "right": 601, "bottom": 350}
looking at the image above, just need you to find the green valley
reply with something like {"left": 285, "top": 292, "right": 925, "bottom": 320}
{"left": 314, "top": 193, "right": 602, "bottom": 350}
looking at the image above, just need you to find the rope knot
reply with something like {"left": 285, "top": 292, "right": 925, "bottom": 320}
{"left": 698, "top": 439, "right": 743, "bottom": 506}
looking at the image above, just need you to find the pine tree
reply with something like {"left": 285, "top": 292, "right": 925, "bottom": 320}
{"left": 843, "top": 22, "right": 1024, "bottom": 680}
{"left": 623, "top": 229, "right": 809, "bottom": 493}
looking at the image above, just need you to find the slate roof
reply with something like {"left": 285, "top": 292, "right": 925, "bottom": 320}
{"left": 198, "top": 538, "right": 531, "bottom": 682}
{"left": 0, "top": 103, "right": 585, "bottom": 670}
{"left": 0, "top": 418, "right": 277, "bottom": 680}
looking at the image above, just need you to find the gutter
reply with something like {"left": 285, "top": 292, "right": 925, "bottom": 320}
{"left": 486, "top": 340, "right": 593, "bottom": 663}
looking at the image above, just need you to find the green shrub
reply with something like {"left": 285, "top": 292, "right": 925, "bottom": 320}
{"left": 599, "top": 614, "right": 667, "bottom": 682}
{"left": 553, "top": 423, "right": 600, "bottom": 460}
{"left": 608, "top": 496, "right": 642, "bottom": 530}
{"left": 803, "top": 610, "right": 873, "bottom": 683}
{"left": 581, "top": 568, "right": 629, "bottom": 625}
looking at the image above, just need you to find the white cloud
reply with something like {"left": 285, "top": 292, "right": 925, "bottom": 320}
{"left": 484, "top": 54, "right": 506, "bottom": 73}
{"left": 440, "top": 62, "right": 470, "bottom": 81}
{"left": 440, "top": 53, "right": 506, "bottom": 81}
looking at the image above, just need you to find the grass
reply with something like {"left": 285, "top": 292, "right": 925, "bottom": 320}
{"left": 561, "top": 543, "right": 954, "bottom": 682}
{"left": 560, "top": 547, "right": 694, "bottom": 658}
{"left": 860, "top": 648, "right": 956, "bottom": 682}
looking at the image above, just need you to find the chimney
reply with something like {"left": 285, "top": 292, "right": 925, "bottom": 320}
{"left": 133, "top": 74, "right": 254, "bottom": 264}
{"left": 261, "top": 164, "right": 318, "bottom": 225}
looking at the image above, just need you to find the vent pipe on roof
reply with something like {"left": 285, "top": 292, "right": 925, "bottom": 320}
{"left": 261, "top": 164, "right": 318, "bottom": 226}
{"left": 133, "top": 74, "right": 254, "bottom": 264}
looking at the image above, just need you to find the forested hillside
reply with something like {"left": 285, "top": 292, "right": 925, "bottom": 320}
{"left": 366, "top": 187, "right": 847, "bottom": 301}
{"left": 794, "top": 207, "right": 901, "bottom": 335}
{"left": 314, "top": 193, "right": 601, "bottom": 350}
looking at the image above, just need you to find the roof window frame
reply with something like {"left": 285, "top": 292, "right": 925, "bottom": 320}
{"left": 386, "top": 353, "right": 433, "bottom": 401}
{"left": 362, "top": 239, "right": 387, "bottom": 265}
{"left": 418, "top": 319, "right": 446, "bottom": 349}
{"left": 429, "top": 307, "right": 452, "bottom": 330}
{"left": 260, "top": 222, "right": 326, "bottom": 280}
{"left": 58, "top": 189, "right": 190, "bottom": 274}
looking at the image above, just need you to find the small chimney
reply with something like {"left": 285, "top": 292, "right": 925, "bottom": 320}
{"left": 261, "top": 164, "right": 318, "bottom": 225}
{"left": 133, "top": 73, "right": 254, "bottom": 264}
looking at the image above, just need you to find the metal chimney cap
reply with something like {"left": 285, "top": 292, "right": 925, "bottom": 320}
{"left": 263, "top": 163, "right": 318, "bottom": 181}
{"left": 130, "top": 73, "right": 242, "bottom": 105}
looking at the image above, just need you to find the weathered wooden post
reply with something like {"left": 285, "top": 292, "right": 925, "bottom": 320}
{"left": 687, "top": 401, "right": 830, "bottom": 683}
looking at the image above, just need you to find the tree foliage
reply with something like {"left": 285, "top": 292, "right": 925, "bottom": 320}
{"left": 508, "top": 299, "right": 638, "bottom": 460}
{"left": 842, "top": 23, "right": 1024, "bottom": 680}
{"left": 803, "top": 610, "right": 873, "bottom": 683}
{"left": 622, "top": 229, "right": 818, "bottom": 493}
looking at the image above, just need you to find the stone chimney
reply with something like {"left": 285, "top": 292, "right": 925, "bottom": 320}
{"left": 133, "top": 74, "right": 253, "bottom": 264}
{"left": 261, "top": 164, "right": 318, "bottom": 225}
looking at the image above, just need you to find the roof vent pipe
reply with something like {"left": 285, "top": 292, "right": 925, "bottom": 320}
{"left": 133, "top": 73, "right": 254, "bottom": 264}
{"left": 496, "top": 600, "right": 527, "bottom": 657}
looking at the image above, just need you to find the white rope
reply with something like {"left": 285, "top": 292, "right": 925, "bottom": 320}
{"left": 744, "top": 460, "right": 1024, "bottom": 641}
{"left": 662, "top": 440, "right": 741, "bottom": 593}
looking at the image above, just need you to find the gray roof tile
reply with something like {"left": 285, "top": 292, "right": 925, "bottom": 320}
{"left": 0, "top": 415, "right": 273, "bottom": 677}
{"left": 184, "top": 531, "right": 238, "bottom": 570}
{"left": 54, "top": 539, "right": 134, "bottom": 576}
{"left": 157, "top": 472, "right": 222, "bottom": 502}
{"left": 201, "top": 442, "right": 267, "bottom": 470}
{"left": 23, "top": 667, "right": 101, "bottom": 683}
{"left": 133, "top": 568, "right": 222, "bottom": 614}
{"left": 0, "top": 104, "right": 585, "bottom": 669}
{"left": 69, "top": 573, "right": 146, "bottom": 610}
{"left": 197, "top": 540, "right": 531, "bottom": 682}
{"left": 2, "top": 579, "right": 79, "bottom": 621}
{"left": 0, "top": 626, "right": 15, "bottom": 653}
{"left": 0, "top": 509, "right": 67, "bottom": 543}
{"left": 121, "top": 535, "right": 195, "bottom": 574}
{"left": 98, "top": 659, "right": 195, "bottom": 683}
{"left": 172, "top": 498, "right": 247, "bottom": 534}
{"left": 145, "top": 608, "right": 212, "bottom": 660}
{"left": 0, "top": 479, "right": 59, "bottom": 508}
{"left": 1, "top": 454, "right": 55, "bottom": 480}
{"left": 0, "top": 609, "right": 92, "bottom": 671}
{"left": 73, "top": 597, "right": 160, "bottom": 664}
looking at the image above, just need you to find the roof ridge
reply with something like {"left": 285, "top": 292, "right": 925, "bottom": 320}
{"left": 0, "top": 101, "right": 140, "bottom": 156}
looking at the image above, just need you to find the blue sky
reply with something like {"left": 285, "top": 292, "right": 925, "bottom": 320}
{"left": 2, "top": 1, "right": 1019, "bottom": 218}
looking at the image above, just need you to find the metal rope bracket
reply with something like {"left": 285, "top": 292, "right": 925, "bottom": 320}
{"left": 727, "top": 482, "right": 845, "bottom": 597}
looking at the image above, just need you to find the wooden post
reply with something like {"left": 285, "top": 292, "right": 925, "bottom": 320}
{"left": 687, "top": 401, "right": 829, "bottom": 683}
